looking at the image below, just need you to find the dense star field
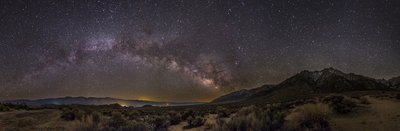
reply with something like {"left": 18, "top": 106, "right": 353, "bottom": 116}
{"left": 0, "top": 0, "right": 399, "bottom": 102}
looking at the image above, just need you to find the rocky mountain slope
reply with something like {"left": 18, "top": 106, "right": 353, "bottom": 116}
{"left": 212, "top": 68, "right": 397, "bottom": 103}
{"left": 211, "top": 85, "right": 274, "bottom": 103}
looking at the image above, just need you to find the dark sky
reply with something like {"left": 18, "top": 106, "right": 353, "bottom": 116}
{"left": 1, "top": 0, "right": 399, "bottom": 102}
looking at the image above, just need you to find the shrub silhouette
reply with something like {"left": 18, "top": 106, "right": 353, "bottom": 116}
{"left": 184, "top": 116, "right": 206, "bottom": 129}
{"left": 323, "top": 95, "right": 356, "bottom": 114}
{"left": 91, "top": 111, "right": 102, "bottom": 125}
{"left": 0, "top": 104, "right": 11, "bottom": 112}
{"left": 168, "top": 110, "right": 182, "bottom": 125}
{"left": 61, "top": 108, "right": 85, "bottom": 121}
{"left": 286, "top": 103, "right": 332, "bottom": 131}
{"left": 149, "top": 115, "right": 170, "bottom": 130}
{"left": 216, "top": 106, "right": 229, "bottom": 118}
{"left": 181, "top": 109, "right": 195, "bottom": 120}
{"left": 396, "top": 94, "right": 400, "bottom": 100}
{"left": 359, "top": 96, "right": 370, "bottom": 104}
{"left": 108, "top": 111, "right": 127, "bottom": 128}
{"left": 124, "top": 110, "right": 140, "bottom": 120}
{"left": 224, "top": 105, "right": 286, "bottom": 131}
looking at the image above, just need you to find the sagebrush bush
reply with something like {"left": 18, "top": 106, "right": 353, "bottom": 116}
{"left": 181, "top": 109, "right": 195, "bottom": 120}
{"left": 216, "top": 106, "right": 229, "bottom": 118}
{"left": 220, "top": 105, "right": 286, "bottom": 131}
{"left": 91, "top": 111, "right": 102, "bottom": 125}
{"left": 69, "top": 114, "right": 108, "bottom": 131}
{"left": 124, "top": 110, "right": 140, "bottom": 120}
{"left": 184, "top": 116, "right": 206, "bottom": 129}
{"left": 168, "top": 110, "right": 182, "bottom": 125}
{"left": 0, "top": 104, "right": 11, "bottom": 112}
{"left": 359, "top": 96, "right": 371, "bottom": 104}
{"left": 396, "top": 94, "right": 400, "bottom": 100}
{"left": 323, "top": 95, "right": 356, "bottom": 114}
{"left": 149, "top": 115, "right": 170, "bottom": 130}
{"left": 286, "top": 103, "right": 331, "bottom": 131}
{"left": 108, "top": 111, "right": 127, "bottom": 128}
{"left": 61, "top": 108, "right": 85, "bottom": 121}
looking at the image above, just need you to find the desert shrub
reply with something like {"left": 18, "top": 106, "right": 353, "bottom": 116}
{"left": 102, "top": 109, "right": 116, "bottom": 117}
{"left": 323, "top": 95, "right": 356, "bottom": 114}
{"left": 168, "top": 110, "right": 182, "bottom": 125}
{"left": 1, "top": 103, "right": 29, "bottom": 110}
{"left": 181, "top": 108, "right": 195, "bottom": 120}
{"left": 149, "top": 115, "right": 170, "bottom": 131}
{"left": 124, "top": 110, "right": 140, "bottom": 120}
{"left": 108, "top": 111, "right": 127, "bottom": 128}
{"left": 0, "top": 104, "right": 11, "bottom": 112}
{"left": 216, "top": 106, "right": 229, "bottom": 118}
{"left": 223, "top": 105, "right": 286, "bottom": 131}
{"left": 61, "top": 108, "right": 85, "bottom": 121}
{"left": 396, "top": 94, "right": 400, "bottom": 100}
{"left": 359, "top": 96, "right": 371, "bottom": 105}
{"left": 119, "top": 120, "right": 151, "bottom": 131}
{"left": 184, "top": 116, "right": 206, "bottom": 129}
{"left": 91, "top": 111, "right": 102, "bottom": 125}
{"left": 70, "top": 115, "right": 103, "bottom": 131}
{"left": 286, "top": 103, "right": 331, "bottom": 130}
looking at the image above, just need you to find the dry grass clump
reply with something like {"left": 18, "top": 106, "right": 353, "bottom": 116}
{"left": 285, "top": 103, "right": 332, "bottom": 131}
{"left": 211, "top": 105, "right": 287, "bottom": 131}
{"left": 359, "top": 96, "right": 371, "bottom": 105}
{"left": 69, "top": 112, "right": 109, "bottom": 131}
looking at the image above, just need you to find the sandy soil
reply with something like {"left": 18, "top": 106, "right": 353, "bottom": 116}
{"left": 330, "top": 98, "right": 400, "bottom": 131}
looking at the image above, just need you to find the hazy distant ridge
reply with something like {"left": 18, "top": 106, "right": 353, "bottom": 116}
{"left": 2, "top": 96, "right": 205, "bottom": 107}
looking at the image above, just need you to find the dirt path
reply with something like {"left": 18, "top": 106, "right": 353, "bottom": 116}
{"left": 330, "top": 98, "right": 400, "bottom": 131}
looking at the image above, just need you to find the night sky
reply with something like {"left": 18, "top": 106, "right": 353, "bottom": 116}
{"left": 1, "top": 0, "right": 399, "bottom": 102}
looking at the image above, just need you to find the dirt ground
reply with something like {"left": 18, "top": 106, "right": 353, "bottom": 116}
{"left": 330, "top": 97, "right": 400, "bottom": 131}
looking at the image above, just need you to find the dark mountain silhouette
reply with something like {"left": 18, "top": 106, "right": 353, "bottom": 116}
{"left": 2, "top": 96, "right": 205, "bottom": 107}
{"left": 211, "top": 85, "right": 275, "bottom": 103}
{"left": 212, "top": 68, "right": 396, "bottom": 103}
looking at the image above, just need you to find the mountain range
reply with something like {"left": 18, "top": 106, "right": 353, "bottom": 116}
{"left": 2, "top": 96, "right": 205, "bottom": 107}
{"left": 3, "top": 68, "right": 399, "bottom": 106}
{"left": 212, "top": 67, "right": 400, "bottom": 103}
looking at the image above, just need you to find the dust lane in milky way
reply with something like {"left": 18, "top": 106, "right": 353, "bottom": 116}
{"left": 0, "top": 0, "right": 399, "bottom": 101}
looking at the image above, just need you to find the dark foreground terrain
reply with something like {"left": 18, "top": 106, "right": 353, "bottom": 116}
{"left": 1, "top": 68, "right": 400, "bottom": 131}
{"left": 1, "top": 92, "right": 400, "bottom": 131}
